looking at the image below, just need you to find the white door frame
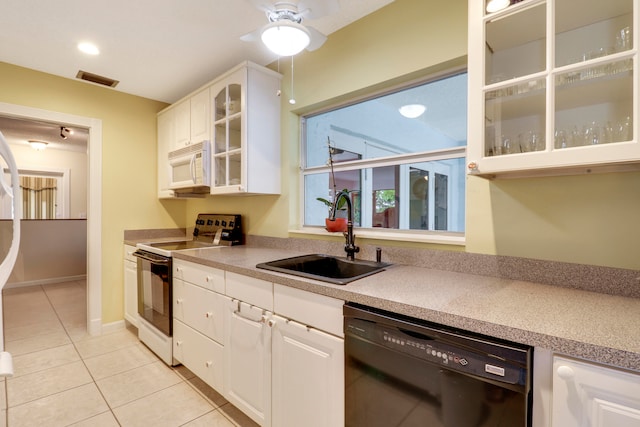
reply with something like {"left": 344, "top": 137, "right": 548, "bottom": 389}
{"left": 0, "top": 102, "right": 102, "bottom": 336}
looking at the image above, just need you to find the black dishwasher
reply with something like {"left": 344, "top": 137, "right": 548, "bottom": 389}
{"left": 344, "top": 303, "right": 532, "bottom": 427}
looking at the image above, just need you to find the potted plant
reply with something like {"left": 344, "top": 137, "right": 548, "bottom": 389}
{"left": 317, "top": 189, "right": 350, "bottom": 232}
{"left": 318, "top": 138, "right": 350, "bottom": 233}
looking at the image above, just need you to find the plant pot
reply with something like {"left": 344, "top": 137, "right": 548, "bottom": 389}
{"left": 325, "top": 217, "right": 347, "bottom": 233}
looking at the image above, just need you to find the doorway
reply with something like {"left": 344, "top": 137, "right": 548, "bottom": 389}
{"left": 0, "top": 102, "right": 102, "bottom": 336}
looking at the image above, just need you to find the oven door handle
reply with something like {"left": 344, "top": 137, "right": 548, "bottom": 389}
{"left": 132, "top": 250, "right": 170, "bottom": 265}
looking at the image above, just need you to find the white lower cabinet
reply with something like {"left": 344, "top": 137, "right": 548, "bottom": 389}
{"left": 224, "top": 299, "right": 273, "bottom": 427}
{"left": 123, "top": 245, "right": 138, "bottom": 327}
{"left": 173, "top": 279, "right": 225, "bottom": 343}
{"left": 272, "top": 314, "right": 344, "bottom": 427}
{"left": 172, "top": 262, "right": 345, "bottom": 427}
{"left": 173, "top": 319, "right": 224, "bottom": 390}
{"left": 172, "top": 260, "right": 227, "bottom": 392}
{"left": 552, "top": 355, "right": 640, "bottom": 426}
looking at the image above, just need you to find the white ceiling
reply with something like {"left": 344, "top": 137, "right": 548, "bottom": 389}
{"left": 0, "top": 0, "right": 394, "bottom": 104}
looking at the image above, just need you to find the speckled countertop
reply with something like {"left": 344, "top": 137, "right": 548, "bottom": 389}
{"left": 163, "top": 245, "right": 640, "bottom": 373}
{"left": 125, "top": 233, "right": 640, "bottom": 372}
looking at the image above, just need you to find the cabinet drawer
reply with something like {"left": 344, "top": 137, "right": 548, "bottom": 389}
{"left": 173, "top": 279, "right": 225, "bottom": 344}
{"left": 274, "top": 284, "right": 344, "bottom": 337}
{"left": 173, "top": 319, "right": 224, "bottom": 392}
{"left": 226, "top": 272, "right": 273, "bottom": 310}
{"left": 174, "top": 259, "right": 224, "bottom": 293}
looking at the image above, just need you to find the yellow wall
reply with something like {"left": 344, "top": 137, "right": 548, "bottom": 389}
{"left": 0, "top": 61, "right": 184, "bottom": 322}
{"left": 2, "top": 0, "right": 638, "bottom": 324}
{"left": 190, "top": 0, "right": 640, "bottom": 270}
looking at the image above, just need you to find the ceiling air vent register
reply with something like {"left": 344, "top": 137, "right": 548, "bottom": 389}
{"left": 75, "top": 70, "right": 119, "bottom": 88}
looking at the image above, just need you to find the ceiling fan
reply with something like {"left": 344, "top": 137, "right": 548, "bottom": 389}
{"left": 242, "top": 0, "right": 340, "bottom": 56}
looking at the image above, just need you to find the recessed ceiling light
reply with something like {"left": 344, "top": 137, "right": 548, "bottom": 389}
{"left": 399, "top": 104, "right": 426, "bottom": 119}
{"left": 78, "top": 42, "right": 100, "bottom": 55}
{"left": 28, "top": 140, "right": 48, "bottom": 151}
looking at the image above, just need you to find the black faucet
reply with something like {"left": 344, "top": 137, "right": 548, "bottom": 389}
{"left": 328, "top": 190, "right": 360, "bottom": 261}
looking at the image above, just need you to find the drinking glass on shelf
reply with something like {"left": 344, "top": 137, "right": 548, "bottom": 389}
{"left": 555, "top": 129, "right": 567, "bottom": 149}
{"left": 616, "top": 26, "right": 632, "bottom": 52}
{"left": 501, "top": 135, "right": 512, "bottom": 154}
{"left": 615, "top": 116, "right": 632, "bottom": 142}
{"left": 585, "top": 122, "right": 600, "bottom": 145}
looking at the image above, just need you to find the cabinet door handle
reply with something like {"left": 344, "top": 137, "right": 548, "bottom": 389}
{"left": 205, "top": 361, "right": 213, "bottom": 368}
{"left": 267, "top": 318, "right": 276, "bottom": 328}
{"left": 205, "top": 311, "right": 213, "bottom": 318}
{"left": 233, "top": 309, "right": 268, "bottom": 325}
{"left": 176, "top": 298, "right": 183, "bottom": 304}
{"left": 176, "top": 267, "right": 182, "bottom": 273}
{"left": 205, "top": 275, "right": 211, "bottom": 282}
{"left": 175, "top": 340, "right": 183, "bottom": 347}
{"left": 557, "top": 365, "right": 574, "bottom": 380}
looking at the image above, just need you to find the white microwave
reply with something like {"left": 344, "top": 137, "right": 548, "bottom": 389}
{"left": 168, "top": 141, "right": 210, "bottom": 193}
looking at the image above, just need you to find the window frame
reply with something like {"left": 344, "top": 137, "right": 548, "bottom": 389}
{"left": 294, "top": 68, "right": 468, "bottom": 246}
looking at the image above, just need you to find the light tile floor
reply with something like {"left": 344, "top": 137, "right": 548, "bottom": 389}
{"left": 2, "top": 280, "right": 258, "bottom": 427}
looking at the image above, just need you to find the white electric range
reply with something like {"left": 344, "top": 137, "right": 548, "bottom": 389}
{"left": 133, "top": 213, "right": 242, "bottom": 365}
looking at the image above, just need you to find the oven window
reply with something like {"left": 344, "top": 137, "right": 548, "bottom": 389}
{"left": 137, "top": 258, "right": 172, "bottom": 336}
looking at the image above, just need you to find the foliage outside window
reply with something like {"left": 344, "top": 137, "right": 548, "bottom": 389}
{"left": 302, "top": 71, "right": 468, "bottom": 235}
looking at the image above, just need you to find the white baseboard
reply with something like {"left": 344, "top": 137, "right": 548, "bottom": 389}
{"left": 100, "top": 320, "right": 125, "bottom": 335}
{"left": 5, "top": 275, "right": 87, "bottom": 289}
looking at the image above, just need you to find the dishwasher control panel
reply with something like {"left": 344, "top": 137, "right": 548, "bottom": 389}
{"left": 345, "top": 315, "right": 527, "bottom": 386}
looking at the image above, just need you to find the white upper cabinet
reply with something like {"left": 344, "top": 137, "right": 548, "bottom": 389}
{"left": 190, "top": 88, "right": 211, "bottom": 145}
{"left": 211, "top": 62, "right": 282, "bottom": 195}
{"left": 157, "top": 110, "right": 174, "bottom": 198}
{"left": 467, "top": 0, "right": 638, "bottom": 177}
{"left": 171, "top": 87, "right": 211, "bottom": 151}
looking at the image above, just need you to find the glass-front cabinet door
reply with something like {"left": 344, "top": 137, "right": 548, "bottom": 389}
{"left": 468, "top": 0, "right": 638, "bottom": 177}
{"left": 212, "top": 73, "right": 244, "bottom": 192}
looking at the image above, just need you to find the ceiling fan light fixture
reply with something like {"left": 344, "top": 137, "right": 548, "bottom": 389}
{"left": 486, "top": 0, "right": 510, "bottom": 13}
{"left": 399, "top": 104, "right": 426, "bottom": 119}
{"left": 28, "top": 140, "right": 48, "bottom": 151}
{"left": 261, "top": 21, "right": 310, "bottom": 56}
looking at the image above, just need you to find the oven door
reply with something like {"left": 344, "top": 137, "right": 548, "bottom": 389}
{"left": 133, "top": 250, "right": 172, "bottom": 337}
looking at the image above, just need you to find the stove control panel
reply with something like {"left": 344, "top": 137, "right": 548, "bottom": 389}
{"left": 192, "top": 214, "right": 242, "bottom": 246}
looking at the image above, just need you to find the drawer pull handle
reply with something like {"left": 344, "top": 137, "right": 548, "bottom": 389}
{"left": 176, "top": 267, "right": 182, "bottom": 272}
{"left": 267, "top": 319, "right": 276, "bottom": 328}
{"left": 205, "top": 312, "right": 213, "bottom": 318}
{"left": 176, "top": 340, "right": 183, "bottom": 347}
{"left": 176, "top": 298, "right": 183, "bottom": 304}
{"left": 205, "top": 361, "right": 213, "bottom": 368}
{"left": 205, "top": 276, "right": 211, "bottom": 282}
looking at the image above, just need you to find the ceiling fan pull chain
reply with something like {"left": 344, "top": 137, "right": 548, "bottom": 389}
{"left": 289, "top": 56, "right": 296, "bottom": 105}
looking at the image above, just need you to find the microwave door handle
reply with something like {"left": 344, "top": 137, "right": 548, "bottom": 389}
{"left": 190, "top": 154, "right": 196, "bottom": 184}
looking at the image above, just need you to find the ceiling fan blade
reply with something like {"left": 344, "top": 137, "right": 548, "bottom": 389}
{"left": 298, "top": 0, "right": 340, "bottom": 20}
{"left": 305, "top": 26, "right": 327, "bottom": 51}
{"left": 240, "top": 28, "right": 263, "bottom": 43}
{"left": 246, "top": 0, "right": 277, "bottom": 13}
